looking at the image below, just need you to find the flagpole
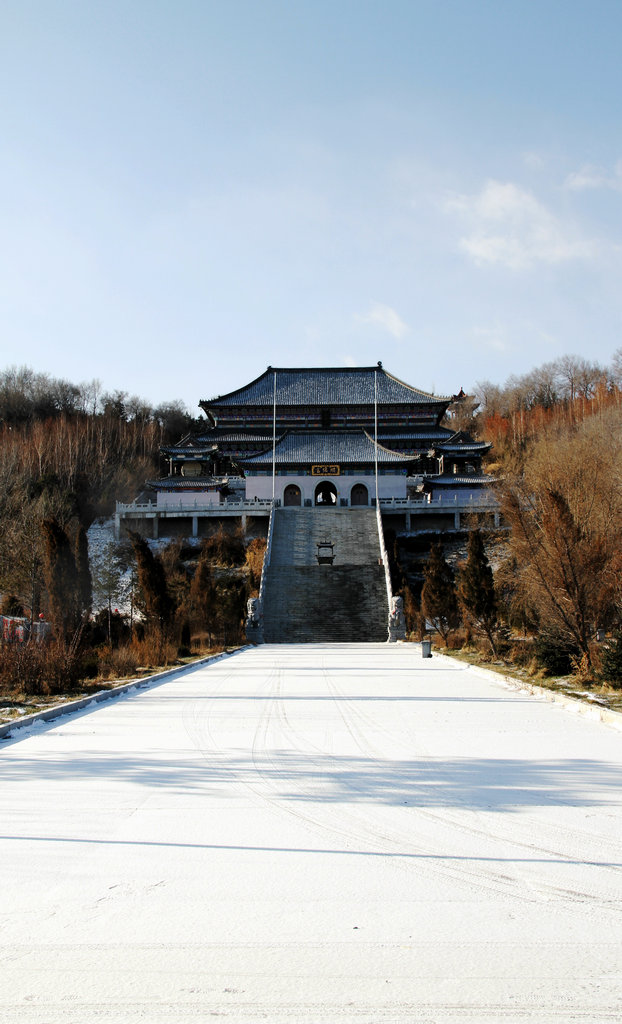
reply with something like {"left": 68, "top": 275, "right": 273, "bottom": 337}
{"left": 374, "top": 368, "right": 379, "bottom": 506}
{"left": 272, "top": 370, "right": 277, "bottom": 502}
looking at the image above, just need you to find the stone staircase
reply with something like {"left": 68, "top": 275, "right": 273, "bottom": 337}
{"left": 262, "top": 507, "right": 389, "bottom": 642}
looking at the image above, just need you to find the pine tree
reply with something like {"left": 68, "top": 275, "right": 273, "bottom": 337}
{"left": 189, "top": 555, "right": 246, "bottom": 647}
{"left": 211, "top": 578, "right": 247, "bottom": 646}
{"left": 190, "top": 557, "right": 215, "bottom": 627}
{"left": 458, "top": 529, "right": 498, "bottom": 654}
{"left": 92, "top": 541, "right": 128, "bottom": 645}
{"left": 129, "top": 532, "right": 173, "bottom": 632}
{"left": 189, "top": 555, "right": 221, "bottom": 646}
{"left": 421, "top": 542, "right": 460, "bottom": 646}
{"left": 600, "top": 634, "right": 622, "bottom": 689}
{"left": 42, "top": 517, "right": 80, "bottom": 637}
{"left": 74, "top": 524, "right": 92, "bottom": 619}
{"left": 401, "top": 584, "right": 421, "bottom": 637}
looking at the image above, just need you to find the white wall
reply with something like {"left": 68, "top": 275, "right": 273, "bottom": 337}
{"left": 244, "top": 473, "right": 407, "bottom": 503}
{"left": 157, "top": 489, "right": 221, "bottom": 509}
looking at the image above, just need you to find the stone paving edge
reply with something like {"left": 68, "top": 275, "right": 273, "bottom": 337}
{"left": 435, "top": 650, "right": 622, "bottom": 733}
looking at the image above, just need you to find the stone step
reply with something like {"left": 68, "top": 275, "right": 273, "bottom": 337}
{"left": 270, "top": 507, "right": 381, "bottom": 567}
{"left": 263, "top": 567, "right": 388, "bottom": 643}
{"left": 262, "top": 507, "right": 389, "bottom": 643}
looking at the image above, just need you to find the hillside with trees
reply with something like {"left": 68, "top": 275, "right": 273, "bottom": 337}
{"left": 477, "top": 352, "right": 621, "bottom": 683}
{"left": 0, "top": 367, "right": 200, "bottom": 618}
{"left": 396, "top": 349, "right": 622, "bottom": 691}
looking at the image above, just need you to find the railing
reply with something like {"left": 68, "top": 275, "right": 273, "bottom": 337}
{"left": 379, "top": 494, "right": 498, "bottom": 510}
{"left": 258, "top": 501, "right": 277, "bottom": 613}
{"left": 117, "top": 495, "right": 498, "bottom": 516}
{"left": 376, "top": 504, "right": 394, "bottom": 617}
{"left": 116, "top": 498, "right": 274, "bottom": 515}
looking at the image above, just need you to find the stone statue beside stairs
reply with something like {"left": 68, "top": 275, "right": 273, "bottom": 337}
{"left": 388, "top": 595, "right": 406, "bottom": 642}
{"left": 245, "top": 597, "right": 264, "bottom": 644}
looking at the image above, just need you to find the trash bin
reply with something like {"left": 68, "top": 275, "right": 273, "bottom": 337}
{"left": 421, "top": 640, "right": 432, "bottom": 658}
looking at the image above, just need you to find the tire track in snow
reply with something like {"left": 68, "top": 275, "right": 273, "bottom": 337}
{"left": 321, "top": 656, "right": 622, "bottom": 909}
{"left": 229, "top": 654, "right": 538, "bottom": 904}
{"left": 180, "top": 649, "right": 622, "bottom": 910}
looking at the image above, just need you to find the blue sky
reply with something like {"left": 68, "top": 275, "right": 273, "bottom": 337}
{"left": 2, "top": 0, "right": 622, "bottom": 409}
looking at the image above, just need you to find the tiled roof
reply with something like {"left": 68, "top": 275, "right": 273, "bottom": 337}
{"left": 162, "top": 430, "right": 276, "bottom": 455}
{"left": 425, "top": 474, "right": 497, "bottom": 486}
{"left": 160, "top": 445, "right": 216, "bottom": 456}
{"left": 436, "top": 441, "right": 492, "bottom": 454}
{"left": 204, "top": 366, "right": 450, "bottom": 407}
{"left": 377, "top": 429, "right": 454, "bottom": 441}
{"left": 195, "top": 432, "right": 275, "bottom": 444}
{"left": 238, "top": 430, "right": 416, "bottom": 466}
{"left": 146, "top": 477, "right": 225, "bottom": 490}
{"left": 160, "top": 430, "right": 214, "bottom": 450}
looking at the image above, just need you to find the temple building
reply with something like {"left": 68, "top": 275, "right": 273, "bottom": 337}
{"left": 117, "top": 364, "right": 497, "bottom": 642}
{"left": 116, "top": 363, "right": 497, "bottom": 547}
{"left": 151, "top": 363, "right": 492, "bottom": 510}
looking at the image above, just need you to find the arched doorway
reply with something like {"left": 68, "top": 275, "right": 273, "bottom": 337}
{"left": 350, "top": 483, "right": 368, "bottom": 506}
{"left": 314, "top": 480, "right": 338, "bottom": 506}
{"left": 283, "top": 484, "right": 301, "bottom": 506}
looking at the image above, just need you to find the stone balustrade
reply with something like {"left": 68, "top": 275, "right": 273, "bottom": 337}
{"left": 115, "top": 493, "right": 501, "bottom": 540}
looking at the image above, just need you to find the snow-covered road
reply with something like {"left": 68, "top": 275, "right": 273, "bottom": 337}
{"left": 1, "top": 644, "right": 622, "bottom": 1023}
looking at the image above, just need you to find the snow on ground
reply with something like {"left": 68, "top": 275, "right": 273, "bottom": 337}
{"left": 87, "top": 516, "right": 201, "bottom": 615}
{"left": 1, "top": 644, "right": 621, "bottom": 1024}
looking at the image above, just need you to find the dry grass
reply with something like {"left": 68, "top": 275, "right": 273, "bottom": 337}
{"left": 0, "top": 636, "right": 233, "bottom": 725}
{"left": 439, "top": 643, "right": 622, "bottom": 713}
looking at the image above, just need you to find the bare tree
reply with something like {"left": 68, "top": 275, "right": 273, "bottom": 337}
{"left": 609, "top": 348, "right": 622, "bottom": 389}
{"left": 474, "top": 380, "right": 505, "bottom": 418}
{"left": 501, "top": 411, "right": 621, "bottom": 668}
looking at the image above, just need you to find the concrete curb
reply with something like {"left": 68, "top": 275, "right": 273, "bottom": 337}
{"left": 0, "top": 647, "right": 248, "bottom": 742}
{"left": 435, "top": 651, "right": 622, "bottom": 733}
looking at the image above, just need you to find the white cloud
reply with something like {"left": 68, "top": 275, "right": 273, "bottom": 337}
{"left": 564, "top": 161, "right": 622, "bottom": 191}
{"left": 469, "top": 322, "right": 559, "bottom": 359}
{"left": 355, "top": 303, "right": 409, "bottom": 339}
{"left": 469, "top": 325, "right": 512, "bottom": 354}
{"left": 341, "top": 354, "right": 358, "bottom": 367}
{"left": 445, "top": 180, "right": 597, "bottom": 270}
{"left": 522, "top": 151, "right": 546, "bottom": 169}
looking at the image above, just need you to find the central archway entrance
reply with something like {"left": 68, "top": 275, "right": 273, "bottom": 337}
{"left": 314, "top": 480, "right": 338, "bottom": 506}
{"left": 283, "top": 484, "right": 301, "bottom": 506}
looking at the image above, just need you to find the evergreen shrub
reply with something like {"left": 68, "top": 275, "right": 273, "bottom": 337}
{"left": 534, "top": 634, "right": 580, "bottom": 676}
{"left": 600, "top": 634, "right": 622, "bottom": 689}
{"left": 178, "top": 619, "right": 192, "bottom": 656}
